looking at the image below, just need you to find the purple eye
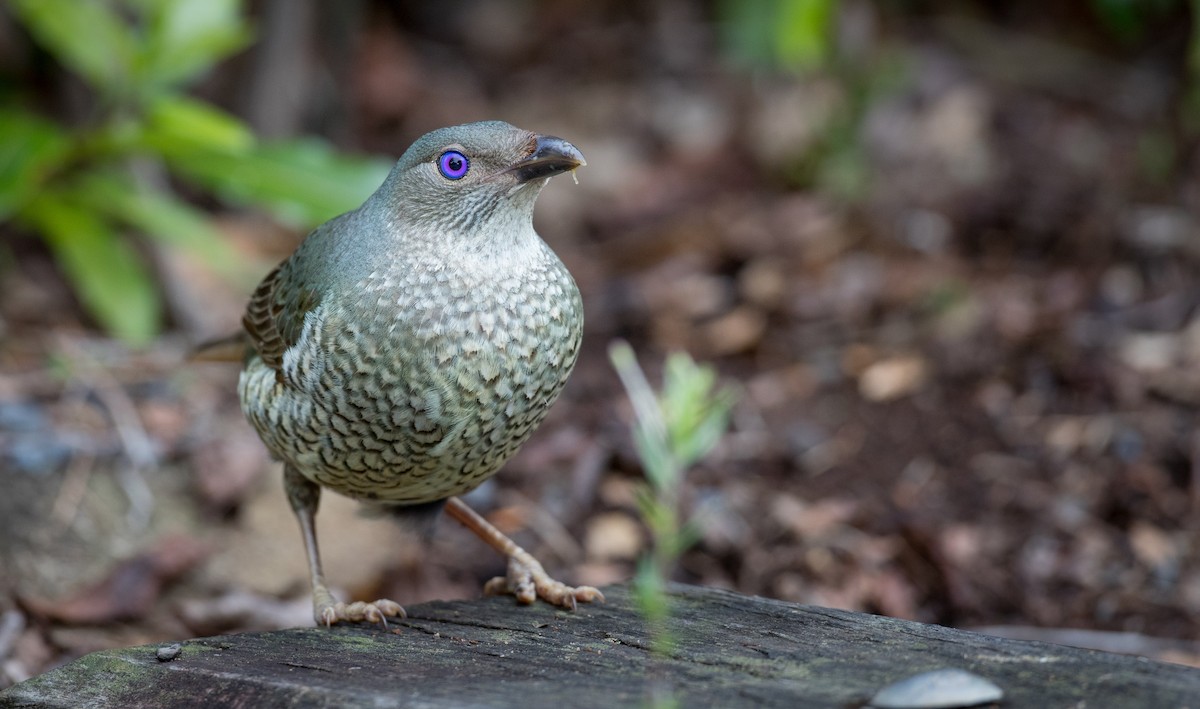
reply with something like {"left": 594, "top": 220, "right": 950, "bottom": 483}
{"left": 438, "top": 150, "right": 469, "bottom": 180}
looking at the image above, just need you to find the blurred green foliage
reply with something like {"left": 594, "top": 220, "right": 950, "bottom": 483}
{"left": 720, "top": 0, "right": 1199, "bottom": 74}
{"left": 1091, "top": 0, "right": 1187, "bottom": 43}
{"left": 608, "top": 342, "right": 736, "bottom": 664}
{"left": 718, "top": 0, "right": 836, "bottom": 74}
{"left": 1, "top": 0, "right": 391, "bottom": 344}
{"left": 716, "top": 0, "right": 891, "bottom": 201}
{"left": 718, "top": 0, "right": 1200, "bottom": 195}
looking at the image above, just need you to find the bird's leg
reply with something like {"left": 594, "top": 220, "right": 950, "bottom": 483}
{"left": 284, "top": 465, "right": 405, "bottom": 626}
{"left": 444, "top": 496, "right": 603, "bottom": 610}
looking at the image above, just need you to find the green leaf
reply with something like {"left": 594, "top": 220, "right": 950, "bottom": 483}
{"left": 10, "top": 0, "right": 136, "bottom": 92}
{"left": 717, "top": 0, "right": 834, "bottom": 73}
{"left": 633, "top": 483, "right": 658, "bottom": 526}
{"left": 660, "top": 351, "right": 737, "bottom": 468}
{"left": 72, "top": 172, "right": 243, "bottom": 276}
{"left": 775, "top": 0, "right": 835, "bottom": 71}
{"left": 24, "top": 190, "right": 161, "bottom": 344}
{"left": 166, "top": 138, "right": 392, "bottom": 227}
{"left": 609, "top": 340, "right": 671, "bottom": 448}
{"left": 0, "top": 109, "right": 72, "bottom": 220}
{"left": 138, "top": 0, "right": 253, "bottom": 88}
{"left": 634, "top": 425, "right": 675, "bottom": 492}
{"left": 144, "top": 94, "right": 255, "bottom": 153}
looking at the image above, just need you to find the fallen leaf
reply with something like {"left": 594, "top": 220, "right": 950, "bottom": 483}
{"left": 858, "top": 355, "right": 928, "bottom": 401}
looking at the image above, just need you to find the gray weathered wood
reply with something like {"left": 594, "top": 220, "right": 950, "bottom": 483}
{"left": 2, "top": 584, "right": 1198, "bottom": 708}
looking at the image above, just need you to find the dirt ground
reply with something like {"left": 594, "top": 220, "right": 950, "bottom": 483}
{"left": 3, "top": 0, "right": 1200, "bottom": 685}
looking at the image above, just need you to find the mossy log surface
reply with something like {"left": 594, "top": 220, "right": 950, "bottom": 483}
{"left": 3, "top": 584, "right": 1198, "bottom": 708}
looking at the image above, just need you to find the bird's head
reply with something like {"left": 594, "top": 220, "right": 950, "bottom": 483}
{"left": 376, "top": 121, "right": 585, "bottom": 238}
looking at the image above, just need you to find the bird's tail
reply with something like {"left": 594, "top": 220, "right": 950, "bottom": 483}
{"left": 190, "top": 332, "right": 249, "bottom": 363}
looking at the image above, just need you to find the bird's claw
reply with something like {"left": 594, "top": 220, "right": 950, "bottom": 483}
{"left": 315, "top": 598, "right": 406, "bottom": 628}
{"left": 483, "top": 555, "right": 604, "bottom": 610}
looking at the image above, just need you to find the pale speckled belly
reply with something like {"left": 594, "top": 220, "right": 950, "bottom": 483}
{"left": 238, "top": 256, "right": 582, "bottom": 505}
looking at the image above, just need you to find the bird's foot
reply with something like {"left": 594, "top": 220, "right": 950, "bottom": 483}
{"left": 483, "top": 552, "right": 604, "bottom": 611}
{"left": 314, "top": 597, "right": 405, "bottom": 628}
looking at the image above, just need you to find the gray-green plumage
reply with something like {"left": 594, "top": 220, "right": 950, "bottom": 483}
{"left": 234, "top": 121, "right": 599, "bottom": 624}
{"left": 239, "top": 121, "right": 583, "bottom": 506}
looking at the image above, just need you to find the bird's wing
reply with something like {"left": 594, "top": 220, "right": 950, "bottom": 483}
{"left": 242, "top": 263, "right": 288, "bottom": 373}
{"left": 242, "top": 259, "right": 322, "bottom": 380}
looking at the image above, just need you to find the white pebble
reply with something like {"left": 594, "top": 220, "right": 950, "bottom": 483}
{"left": 870, "top": 668, "right": 1003, "bottom": 708}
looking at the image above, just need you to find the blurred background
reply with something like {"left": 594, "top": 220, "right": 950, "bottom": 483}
{"left": 2, "top": 0, "right": 1200, "bottom": 684}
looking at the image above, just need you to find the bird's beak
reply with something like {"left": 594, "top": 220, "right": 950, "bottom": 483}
{"left": 509, "top": 135, "right": 586, "bottom": 183}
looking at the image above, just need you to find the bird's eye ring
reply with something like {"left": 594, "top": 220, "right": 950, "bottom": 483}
{"left": 438, "top": 150, "right": 469, "bottom": 180}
